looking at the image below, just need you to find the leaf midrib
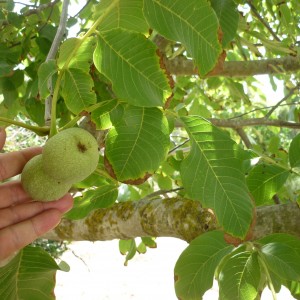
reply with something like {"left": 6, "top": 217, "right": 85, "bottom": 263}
{"left": 99, "top": 31, "right": 168, "bottom": 94}
{"left": 190, "top": 131, "right": 246, "bottom": 234}
{"left": 151, "top": 0, "right": 218, "bottom": 50}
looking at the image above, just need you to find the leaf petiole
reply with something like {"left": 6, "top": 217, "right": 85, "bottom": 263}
{"left": 0, "top": 117, "right": 49, "bottom": 136}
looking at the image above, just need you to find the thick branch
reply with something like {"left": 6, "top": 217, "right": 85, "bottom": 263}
{"left": 210, "top": 118, "right": 300, "bottom": 129}
{"left": 165, "top": 55, "right": 300, "bottom": 77}
{"left": 43, "top": 199, "right": 300, "bottom": 242}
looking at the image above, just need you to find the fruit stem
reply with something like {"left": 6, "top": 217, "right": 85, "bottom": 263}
{"left": 258, "top": 254, "right": 278, "bottom": 300}
{"left": 0, "top": 117, "right": 50, "bottom": 136}
{"left": 49, "top": 70, "right": 64, "bottom": 137}
{"left": 49, "top": 0, "right": 119, "bottom": 137}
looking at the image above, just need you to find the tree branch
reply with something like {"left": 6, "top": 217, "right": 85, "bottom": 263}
{"left": 246, "top": 0, "right": 281, "bottom": 42}
{"left": 24, "top": 0, "right": 60, "bottom": 16}
{"left": 236, "top": 127, "right": 252, "bottom": 148}
{"left": 43, "top": 199, "right": 300, "bottom": 242}
{"left": 265, "top": 83, "right": 300, "bottom": 118}
{"left": 1, "top": 0, "right": 60, "bottom": 27}
{"left": 164, "top": 55, "right": 300, "bottom": 77}
{"left": 44, "top": 0, "right": 69, "bottom": 126}
{"left": 209, "top": 118, "right": 300, "bottom": 129}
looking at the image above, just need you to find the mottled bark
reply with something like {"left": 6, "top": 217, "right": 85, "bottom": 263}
{"left": 164, "top": 55, "right": 300, "bottom": 77}
{"left": 43, "top": 199, "right": 300, "bottom": 242}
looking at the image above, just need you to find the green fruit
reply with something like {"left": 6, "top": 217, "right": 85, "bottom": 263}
{"left": 42, "top": 127, "right": 99, "bottom": 182}
{"left": 21, "top": 155, "right": 72, "bottom": 202}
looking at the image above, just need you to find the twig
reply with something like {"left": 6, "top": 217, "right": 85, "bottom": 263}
{"left": 236, "top": 127, "right": 252, "bottom": 149}
{"left": 264, "top": 83, "right": 300, "bottom": 118}
{"left": 12, "top": 1, "right": 36, "bottom": 7}
{"left": 1, "top": 0, "right": 60, "bottom": 26}
{"left": 46, "top": 0, "right": 69, "bottom": 62}
{"left": 44, "top": 0, "right": 70, "bottom": 127}
{"left": 47, "top": 0, "right": 119, "bottom": 136}
{"left": 230, "top": 101, "right": 300, "bottom": 120}
{"left": 70, "top": 249, "right": 90, "bottom": 271}
{"left": 168, "top": 138, "right": 190, "bottom": 154}
{"left": 272, "top": 194, "right": 281, "bottom": 205}
{"left": 246, "top": 0, "right": 281, "bottom": 42}
{"left": 140, "top": 188, "right": 184, "bottom": 201}
{"left": 24, "top": 0, "right": 60, "bottom": 16}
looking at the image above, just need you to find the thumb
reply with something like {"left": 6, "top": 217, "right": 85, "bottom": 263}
{"left": 0, "top": 128, "right": 6, "bottom": 151}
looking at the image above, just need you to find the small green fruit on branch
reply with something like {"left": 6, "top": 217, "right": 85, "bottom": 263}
{"left": 21, "top": 127, "right": 99, "bottom": 202}
{"left": 21, "top": 155, "right": 72, "bottom": 202}
{"left": 42, "top": 128, "right": 99, "bottom": 182}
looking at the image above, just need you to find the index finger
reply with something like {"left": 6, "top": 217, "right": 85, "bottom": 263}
{"left": 0, "top": 147, "right": 42, "bottom": 181}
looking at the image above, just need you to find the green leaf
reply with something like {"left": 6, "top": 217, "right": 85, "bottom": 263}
{"left": 1, "top": 77, "right": 18, "bottom": 108}
{"left": 0, "top": 246, "right": 67, "bottom": 300}
{"left": 174, "top": 231, "right": 233, "bottom": 300}
{"left": 246, "top": 163, "right": 290, "bottom": 206}
{"left": 0, "top": 61, "right": 13, "bottom": 77}
{"left": 180, "top": 116, "right": 254, "bottom": 238}
{"left": 105, "top": 106, "right": 170, "bottom": 182}
{"left": 65, "top": 184, "right": 118, "bottom": 220}
{"left": 218, "top": 251, "right": 261, "bottom": 300}
{"left": 94, "top": 0, "right": 149, "bottom": 33}
{"left": 156, "top": 173, "right": 173, "bottom": 190}
{"left": 210, "top": 0, "right": 239, "bottom": 46}
{"left": 258, "top": 234, "right": 300, "bottom": 282}
{"left": 119, "top": 239, "right": 137, "bottom": 266}
{"left": 286, "top": 281, "right": 300, "bottom": 299}
{"left": 7, "top": 12, "right": 23, "bottom": 28}
{"left": 0, "top": 43, "right": 21, "bottom": 66}
{"left": 25, "top": 97, "right": 45, "bottom": 126}
{"left": 137, "top": 241, "right": 147, "bottom": 254}
{"left": 94, "top": 29, "right": 171, "bottom": 107}
{"left": 141, "top": 237, "right": 157, "bottom": 248}
{"left": 289, "top": 133, "right": 300, "bottom": 168}
{"left": 61, "top": 68, "right": 97, "bottom": 114}
{"left": 143, "top": 0, "right": 222, "bottom": 75}
{"left": 38, "top": 60, "right": 57, "bottom": 99}
{"left": 58, "top": 37, "right": 96, "bottom": 71}
{"left": 91, "top": 99, "right": 119, "bottom": 130}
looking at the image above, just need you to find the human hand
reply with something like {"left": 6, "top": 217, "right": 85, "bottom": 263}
{"left": 0, "top": 128, "right": 73, "bottom": 263}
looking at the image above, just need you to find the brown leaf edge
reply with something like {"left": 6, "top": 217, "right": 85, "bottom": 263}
{"left": 206, "top": 27, "right": 226, "bottom": 77}
{"left": 155, "top": 49, "right": 175, "bottom": 110}
{"left": 224, "top": 206, "right": 257, "bottom": 247}
{"left": 104, "top": 155, "right": 152, "bottom": 185}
